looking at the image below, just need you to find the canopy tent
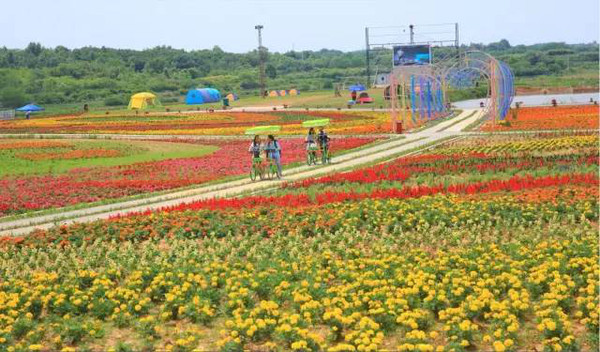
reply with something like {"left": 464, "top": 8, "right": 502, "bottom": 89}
{"left": 185, "top": 88, "right": 221, "bottom": 105}
{"left": 348, "top": 84, "right": 366, "bottom": 92}
{"left": 16, "top": 104, "right": 44, "bottom": 112}
{"left": 268, "top": 89, "right": 300, "bottom": 97}
{"left": 226, "top": 93, "right": 239, "bottom": 101}
{"left": 244, "top": 125, "right": 281, "bottom": 135}
{"left": 301, "top": 119, "right": 330, "bottom": 128}
{"left": 128, "top": 92, "right": 159, "bottom": 110}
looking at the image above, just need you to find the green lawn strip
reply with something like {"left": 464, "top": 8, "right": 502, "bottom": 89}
{"left": 0, "top": 139, "right": 217, "bottom": 177}
{"left": 437, "top": 110, "right": 478, "bottom": 132}
{"left": 25, "top": 90, "right": 392, "bottom": 118}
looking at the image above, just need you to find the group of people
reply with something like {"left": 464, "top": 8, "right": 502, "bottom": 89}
{"left": 248, "top": 134, "right": 282, "bottom": 178}
{"left": 248, "top": 126, "right": 330, "bottom": 179}
{"left": 305, "top": 126, "right": 330, "bottom": 161}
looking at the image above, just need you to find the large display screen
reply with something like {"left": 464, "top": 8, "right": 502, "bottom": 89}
{"left": 393, "top": 45, "right": 431, "bottom": 66}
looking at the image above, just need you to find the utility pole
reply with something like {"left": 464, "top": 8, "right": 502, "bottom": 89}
{"left": 365, "top": 27, "right": 370, "bottom": 88}
{"left": 255, "top": 25, "right": 266, "bottom": 98}
{"left": 455, "top": 22, "right": 461, "bottom": 59}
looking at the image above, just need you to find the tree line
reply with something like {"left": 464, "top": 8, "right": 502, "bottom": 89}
{"left": 0, "top": 40, "right": 597, "bottom": 108}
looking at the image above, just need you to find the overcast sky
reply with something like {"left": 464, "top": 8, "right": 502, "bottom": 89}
{"left": 1, "top": 0, "right": 598, "bottom": 52}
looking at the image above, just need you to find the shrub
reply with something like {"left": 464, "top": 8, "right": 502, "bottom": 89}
{"left": 104, "top": 95, "right": 127, "bottom": 106}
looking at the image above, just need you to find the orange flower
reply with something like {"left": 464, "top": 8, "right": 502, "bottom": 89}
{"left": 482, "top": 105, "right": 599, "bottom": 131}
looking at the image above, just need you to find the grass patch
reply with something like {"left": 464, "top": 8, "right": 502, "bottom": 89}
{"left": 0, "top": 139, "right": 217, "bottom": 177}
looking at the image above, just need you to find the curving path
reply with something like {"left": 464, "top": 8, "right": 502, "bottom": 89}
{"left": 0, "top": 109, "right": 485, "bottom": 236}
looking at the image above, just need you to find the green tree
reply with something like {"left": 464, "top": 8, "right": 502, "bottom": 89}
{"left": 25, "top": 42, "right": 43, "bottom": 56}
{"left": 0, "top": 88, "right": 30, "bottom": 108}
{"left": 266, "top": 64, "right": 277, "bottom": 79}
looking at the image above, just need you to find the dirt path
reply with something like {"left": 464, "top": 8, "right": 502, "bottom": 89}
{"left": 0, "top": 109, "right": 483, "bottom": 236}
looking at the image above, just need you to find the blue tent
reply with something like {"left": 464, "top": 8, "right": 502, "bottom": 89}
{"left": 16, "top": 104, "right": 44, "bottom": 112}
{"left": 348, "top": 84, "right": 366, "bottom": 92}
{"left": 185, "top": 88, "right": 221, "bottom": 105}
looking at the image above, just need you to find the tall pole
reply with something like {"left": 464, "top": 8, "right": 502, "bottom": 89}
{"left": 390, "top": 74, "right": 398, "bottom": 133}
{"left": 409, "top": 24, "right": 415, "bottom": 44}
{"left": 365, "top": 27, "right": 370, "bottom": 88}
{"left": 455, "top": 23, "right": 460, "bottom": 57}
{"left": 255, "top": 25, "right": 266, "bottom": 98}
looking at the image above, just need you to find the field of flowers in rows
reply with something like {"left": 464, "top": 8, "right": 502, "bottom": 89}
{"left": 0, "top": 137, "right": 379, "bottom": 216}
{"left": 0, "top": 111, "right": 391, "bottom": 136}
{"left": 481, "top": 106, "right": 599, "bottom": 131}
{"left": 0, "top": 106, "right": 597, "bottom": 137}
{"left": 0, "top": 131, "right": 597, "bottom": 352}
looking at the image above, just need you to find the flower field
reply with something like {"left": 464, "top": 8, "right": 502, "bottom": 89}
{"left": 481, "top": 106, "right": 599, "bottom": 131}
{"left": 0, "top": 137, "right": 379, "bottom": 216}
{"left": 0, "top": 131, "right": 597, "bottom": 352}
{"left": 0, "top": 111, "right": 391, "bottom": 136}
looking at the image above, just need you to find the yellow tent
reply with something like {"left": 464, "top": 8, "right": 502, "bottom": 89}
{"left": 289, "top": 89, "right": 299, "bottom": 96}
{"left": 279, "top": 90, "right": 287, "bottom": 96}
{"left": 128, "top": 92, "right": 159, "bottom": 110}
{"left": 268, "top": 91, "right": 279, "bottom": 97}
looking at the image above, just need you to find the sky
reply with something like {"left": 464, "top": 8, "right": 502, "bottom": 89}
{"left": 1, "top": 0, "right": 598, "bottom": 53}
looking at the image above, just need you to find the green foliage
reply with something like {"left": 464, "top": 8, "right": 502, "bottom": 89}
{"left": 104, "top": 95, "right": 128, "bottom": 106}
{"left": 0, "top": 41, "right": 597, "bottom": 106}
{"left": 0, "top": 69, "right": 31, "bottom": 107}
{"left": 0, "top": 87, "right": 30, "bottom": 108}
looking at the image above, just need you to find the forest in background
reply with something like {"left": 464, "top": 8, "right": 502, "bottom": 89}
{"left": 0, "top": 40, "right": 598, "bottom": 108}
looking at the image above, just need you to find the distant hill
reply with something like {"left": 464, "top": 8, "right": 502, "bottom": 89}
{"left": 0, "top": 40, "right": 597, "bottom": 108}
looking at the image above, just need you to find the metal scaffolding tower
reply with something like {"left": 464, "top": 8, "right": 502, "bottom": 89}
{"left": 255, "top": 25, "right": 267, "bottom": 98}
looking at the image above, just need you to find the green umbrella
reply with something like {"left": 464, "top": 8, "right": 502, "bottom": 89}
{"left": 301, "top": 119, "right": 330, "bottom": 128}
{"left": 244, "top": 125, "right": 281, "bottom": 135}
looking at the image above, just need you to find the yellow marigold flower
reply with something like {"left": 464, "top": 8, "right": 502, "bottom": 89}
{"left": 291, "top": 340, "right": 308, "bottom": 350}
{"left": 493, "top": 340, "right": 506, "bottom": 352}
